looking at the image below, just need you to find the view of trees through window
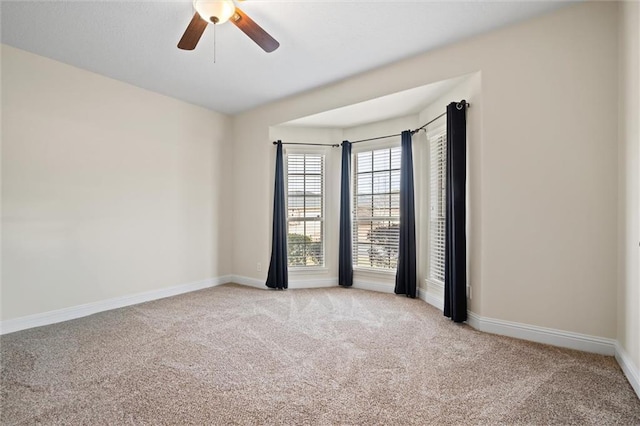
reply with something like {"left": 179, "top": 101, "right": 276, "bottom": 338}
{"left": 353, "top": 146, "right": 401, "bottom": 269}
{"left": 286, "top": 153, "right": 324, "bottom": 267}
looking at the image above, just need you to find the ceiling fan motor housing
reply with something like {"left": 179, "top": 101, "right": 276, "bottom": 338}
{"left": 194, "top": 0, "right": 235, "bottom": 25}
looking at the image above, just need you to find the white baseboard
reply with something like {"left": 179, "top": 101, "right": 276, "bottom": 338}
{"left": 414, "top": 289, "right": 615, "bottom": 357}
{"left": 466, "top": 312, "right": 616, "bottom": 356}
{"left": 352, "top": 279, "right": 395, "bottom": 294}
{"left": 418, "top": 287, "right": 444, "bottom": 311}
{"left": 290, "top": 278, "right": 337, "bottom": 289}
{"left": 231, "top": 276, "right": 397, "bottom": 293}
{"left": 0, "top": 276, "right": 232, "bottom": 335}
{"left": 615, "top": 342, "right": 640, "bottom": 399}
{"left": 230, "top": 275, "right": 338, "bottom": 290}
{"left": 230, "top": 275, "right": 265, "bottom": 289}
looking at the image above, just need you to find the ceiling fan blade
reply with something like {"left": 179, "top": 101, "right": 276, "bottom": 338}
{"left": 178, "top": 13, "right": 208, "bottom": 50}
{"left": 231, "top": 7, "right": 279, "bottom": 53}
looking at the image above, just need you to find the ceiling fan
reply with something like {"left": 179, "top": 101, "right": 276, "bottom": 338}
{"left": 178, "top": 0, "right": 279, "bottom": 53}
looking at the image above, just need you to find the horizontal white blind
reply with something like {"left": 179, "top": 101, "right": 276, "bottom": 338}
{"left": 287, "top": 153, "right": 324, "bottom": 267}
{"left": 353, "top": 147, "right": 401, "bottom": 270}
{"left": 429, "top": 131, "right": 446, "bottom": 283}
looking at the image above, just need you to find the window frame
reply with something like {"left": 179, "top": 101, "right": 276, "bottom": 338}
{"left": 284, "top": 147, "right": 327, "bottom": 271}
{"left": 351, "top": 139, "right": 402, "bottom": 273}
{"left": 426, "top": 124, "right": 447, "bottom": 287}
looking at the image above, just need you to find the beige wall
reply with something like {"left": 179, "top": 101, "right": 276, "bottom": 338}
{"left": 1, "top": 45, "right": 233, "bottom": 320}
{"left": 417, "top": 73, "right": 481, "bottom": 312}
{"left": 618, "top": 0, "right": 640, "bottom": 380}
{"left": 233, "top": 2, "right": 620, "bottom": 338}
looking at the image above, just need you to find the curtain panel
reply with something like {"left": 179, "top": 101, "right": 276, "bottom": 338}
{"left": 394, "top": 130, "right": 417, "bottom": 298}
{"left": 265, "top": 141, "right": 288, "bottom": 289}
{"left": 339, "top": 141, "right": 353, "bottom": 287}
{"left": 444, "top": 102, "right": 467, "bottom": 321}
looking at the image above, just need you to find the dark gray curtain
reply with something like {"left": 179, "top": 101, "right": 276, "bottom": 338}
{"left": 339, "top": 141, "right": 353, "bottom": 287}
{"left": 265, "top": 141, "right": 288, "bottom": 290}
{"left": 394, "top": 130, "right": 417, "bottom": 298}
{"left": 444, "top": 102, "right": 467, "bottom": 321}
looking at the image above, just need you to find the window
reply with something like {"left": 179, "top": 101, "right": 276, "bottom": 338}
{"left": 428, "top": 128, "right": 447, "bottom": 283}
{"left": 353, "top": 146, "right": 401, "bottom": 270}
{"left": 286, "top": 153, "right": 324, "bottom": 267}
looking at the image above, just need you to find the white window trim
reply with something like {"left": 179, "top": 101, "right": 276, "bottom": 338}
{"left": 350, "top": 137, "right": 401, "bottom": 155}
{"left": 284, "top": 147, "right": 328, "bottom": 271}
{"left": 289, "top": 266, "right": 330, "bottom": 275}
{"left": 351, "top": 140, "right": 402, "bottom": 274}
{"left": 353, "top": 265, "right": 398, "bottom": 276}
{"left": 427, "top": 123, "right": 447, "bottom": 287}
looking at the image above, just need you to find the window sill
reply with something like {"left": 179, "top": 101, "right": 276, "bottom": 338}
{"left": 289, "top": 267, "right": 329, "bottom": 275}
{"left": 353, "top": 267, "right": 397, "bottom": 277}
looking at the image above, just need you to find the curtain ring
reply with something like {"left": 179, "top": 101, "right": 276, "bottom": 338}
{"left": 456, "top": 101, "right": 465, "bottom": 110}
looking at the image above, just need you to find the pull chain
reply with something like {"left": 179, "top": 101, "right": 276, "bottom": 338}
{"left": 213, "top": 23, "right": 216, "bottom": 63}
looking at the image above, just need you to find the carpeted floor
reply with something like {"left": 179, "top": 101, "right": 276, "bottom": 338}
{"left": 1, "top": 283, "right": 639, "bottom": 425}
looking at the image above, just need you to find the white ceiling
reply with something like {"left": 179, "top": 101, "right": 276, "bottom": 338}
{"left": 1, "top": 1, "right": 575, "bottom": 115}
{"left": 283, "top": 74, "right": 469, "bottom": 128}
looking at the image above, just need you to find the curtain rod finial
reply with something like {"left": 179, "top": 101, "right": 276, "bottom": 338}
{"left": 456, "top": 100, "right": 470, "bottom": 110}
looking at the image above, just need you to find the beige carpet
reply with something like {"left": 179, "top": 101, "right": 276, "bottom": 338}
{"left": 1, "top": 283, "right": 639, "bottom": 425}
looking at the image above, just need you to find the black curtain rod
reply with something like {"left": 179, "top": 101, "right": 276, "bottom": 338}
{"left": 413, "top": 111, "right": 447, "bottom": 133}
{"left": 349, "top": 100, "right": 470, "bottom": 144}
{"left": 273, "top": 141, "right": 340, "bottom": 148}
{"left": 271, "top": 101, "right": 469, "bottom": 147}
{"left": 350, "top": 133, "right": 402, "bottom": 144}
{"left": 414, "top": 101, "right": 470, "bottom": 133}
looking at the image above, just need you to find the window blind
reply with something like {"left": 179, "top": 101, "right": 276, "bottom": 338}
{"left": 286, "top": 153, "right": 324, "bottom": 267}
{"left": 353, "top": 147, "right": 401, "bottom": 270}
{"left": 429, "top": 130, "right": 447, "bottom": 283}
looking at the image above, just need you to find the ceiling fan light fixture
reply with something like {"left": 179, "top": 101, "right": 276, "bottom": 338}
{"left": 194, "top": 0, "right": 235, "bottom": 25}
